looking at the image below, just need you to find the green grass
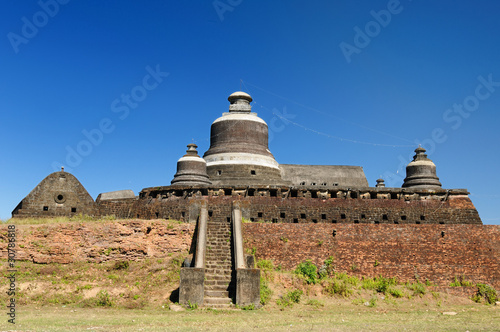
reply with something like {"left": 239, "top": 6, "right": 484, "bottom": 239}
{"left": 3, "top": 302, "right": 499, "bottom": 331}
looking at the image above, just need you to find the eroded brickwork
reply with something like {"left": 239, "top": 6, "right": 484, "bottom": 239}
{"left": 243, "top": 224, "right": 500, "bottom": 288}
{"left": 0, "top": 220, "right": 194, "bottom": 264}
{"left": 97, "top": 192, "right": 482, "bottom": 225}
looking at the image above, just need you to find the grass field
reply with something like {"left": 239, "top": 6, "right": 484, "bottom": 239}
{"left": 1, "top": 301, "right": 498, "bottom": 331}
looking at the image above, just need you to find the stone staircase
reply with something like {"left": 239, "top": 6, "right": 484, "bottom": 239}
{"left": 203, "top": 218, "right": 233, "bottom": 308}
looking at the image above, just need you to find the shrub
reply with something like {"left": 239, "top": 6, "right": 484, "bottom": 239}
{"left": 113, "top": 261, "right": 129, "bottom": 270}
{"left": 306, "top": 299, "right": 324, "bottom": 308}
{"left": 295, "top": 260, "right": 318, "bottom": 284}
{"left": 256, "top": 259, "right": 274, "bottom": 271}
{"left": 276, "top": 289, "right": 302, "bottom": 309}
{"left": 368, "top": 296, "right": 377, "bottom": 307}
{"left": 473, "top": 284, "right": 498, "bottom": 304}
{"left": 187, "top": 300, "right": 198, "bottom": 310}
{"left": 406, "top": 281, "right": 426, "bottom": 297}
{"left": 96, "top": 290, "right": 113, "bottom": 307}
{"left": 387, "top": 287, "right": 403, "bottom": 298}
{"left": 324, "top": 280, "right": 352, "bottom": 298}
{"left": 449, "top": 276, "right": 473, "bottom": 287}
{"left": 241, "top": 303, "right": 256, "bottom": 310}
{"left": 260, "top": 278, "right": 272, "bottom": 305}
{"left": 318, "top": 256, "right": 335, "bottom": 279}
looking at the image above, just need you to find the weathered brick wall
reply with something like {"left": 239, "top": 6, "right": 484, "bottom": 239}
{"left": 243, "top": 224, "right": 500, "bottom": 288}
{"left": 97, "top": 195, "right": 482, "bottom": 225}
{"left": 0, "top": 220, "right": 194, "bottom": 264}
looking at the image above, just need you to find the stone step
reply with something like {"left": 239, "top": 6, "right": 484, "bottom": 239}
{"left": 205, "top": 269, "right": 232, "bottom": 276}
{"left": 205, "top": 274, "right": 231, "bottom": 281}
{"left": 206, "top": 256, "right": 231, "bottom": 260}
{"left": 204, "top": 284, "right": 230, "bottom": 291}
{"left": 204, "top": 297, "right": 232, "bottom": 305}
{"left": 204, "top": 279, "right": 231, "bottom": 287}
{"left": 205, "top": 290, "right": 229, "bottom": 298}
{"left": 205, "top": 254, "right": 231, "bottom": 259}
{"left": 205, "top": 255, "right": 231, "bottom": 260}
{"left": 205, "top": 265, "right": 232, "bottom": 270}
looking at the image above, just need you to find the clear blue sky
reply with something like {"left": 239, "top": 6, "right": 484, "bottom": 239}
{"left": 1, "top": 0, "right": 499, "bottom": 224}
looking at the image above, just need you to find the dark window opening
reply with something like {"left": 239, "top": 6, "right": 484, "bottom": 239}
{"left": 227, "top": 217, "right": 231, "bottom": 223}
{"left": 351, "top": 192, "right": 358, "bottom": 199}
{"left": 311, "top": 191, "right": 318, "bottom": 198}
{"left": 416, "top": 221, "right": 421, "bottom": 224}
{"left": 370, "top": 192, "right": 377, "bottom": 199}
{"left": 391, "top": 193, "right": 398, "bottom": 199}
{"left": 217, "top": 170, "right": 222, "bottom": 176}
{"left": 258, "top": 212, "right": 263, "bottom": 218}
{"left": 332, "top": 230, "right": 337, "bottom": 237}
{"left": 250, "top": 170, "right": 256, "bottom": 175}
{"left": 270, "top": 190, "right": 277, "bottom": 197}
{"left": 420, "top": 215, "right": 425, "bottom": 221}
{"left": 137, "top": 214, "right": 140, "bottom": 218}
{"left": 293, "top": 218, "right": 298, "bottom": 223}
{"left": 312, "top": 219, "right": 318, "bottom": 223}
{"left": 300, "top": 213, "right": 306, "bottom": 219}
{"left": 224, "top": 189, "right": 232, "bottom": 196}
{"left": 280, "top": 212, "right": 286, "bottom": 218}
{"left": 374, "top": 220, "right": 380, "bottom": 224}
{"left": 57, "top": 194, "right": 64, "bottom": 201}
{"left": 311, "top": 182, "right": 316, "bottom": 186}
{"left": 394, "top": 221, "right": 399, "bottom": 224}
{"left": 441, "top": 231, "right": 445, "bottom": 237}
{"left": 321, "top": 182, "right": 327, "bottom": 186}
{"left": 331, "top": 191, "right": 337, "bottom": 198}
{"left": 382, "top": 214, "right": 388, "bottom": 220}
{"left": 155, "top": 212, "right": 159, "bottom": 218}
{"left": 333, "top": 183, "right": 338, "bottom": 186}
{"left": 181, "top": 212, "right": 185, "bottom": 218}
{"left": 71, "top": 207, "right": 76, "bottom": 213}
{"left": 250, "top": 218, "right": 255, "bottom": 222}
{"left": 146, "top": 227, "right": 152, "bottom": 234}
{"left": 354, "top": 220, "right": 359, "bottom": 224}
{"left": 341, "top": 213, "right": 346, "bottom": 219}
{"left": 439, "top": 221, "right": 445, "bottom": 225}
{"left": 272, "top": 218, "right": 278, "bottom": 223}
{"left": 361, "top": 214, "right": 366, "bottom": 219}
{"left": 332, "top": 219, "right": 337, "bottom": 224}
{"left": 321, "top": 214, "right": 326, "bottom": 220}
{"left": 401, "top": 215, "right": 407, "bottom": 221}
{"left": 248, "top": 189, "right": 255, "bottom": 196}
{"left": 291, "top": 190, "right": 298, "bottom": 198}
{"left": 208, "top": 210, "right": 213, "bottom": 217}
{"left": 43, "top": 206, "right": 48, "bottom": 211}
{"left": 175, "top": 190, "right": 183, "bottom": 197}
{"left": 300, "top": 182, "right": 306, "bottom": 186}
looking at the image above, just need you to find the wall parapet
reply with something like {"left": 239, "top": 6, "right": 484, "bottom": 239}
{"left": 139, "top": 185, "right": 470, "bottom": 202}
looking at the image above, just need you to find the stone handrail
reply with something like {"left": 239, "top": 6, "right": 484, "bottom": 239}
{"left": 232, "top": 203, "right": 245, "bottom": 269}
{"left": 194, "top": 203, "right": 208, "bottom": 268}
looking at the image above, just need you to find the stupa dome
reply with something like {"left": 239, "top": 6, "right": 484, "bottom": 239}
{"left": 402, "top": 147, "right": 442, "bottom": 189}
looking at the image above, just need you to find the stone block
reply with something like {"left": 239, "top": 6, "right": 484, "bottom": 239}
{"left": 179, "top": 268, "right": 204, "bottom": 306}
{"left": 235, "top": 268, "right": 260, "bottom": 307}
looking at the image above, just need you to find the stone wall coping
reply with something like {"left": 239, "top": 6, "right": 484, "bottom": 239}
{"left": 138, "top": 185, "right": 470, "bottom": 198}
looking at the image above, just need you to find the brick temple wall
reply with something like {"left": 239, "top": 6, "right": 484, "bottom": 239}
{"left": 243, "top": 223, "right": 500, "bottom": 288}
{"left": 97, "top": 194, "right": 482, "bottom": 225}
